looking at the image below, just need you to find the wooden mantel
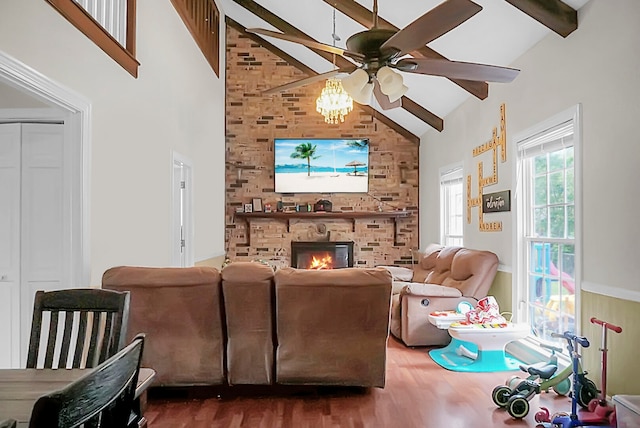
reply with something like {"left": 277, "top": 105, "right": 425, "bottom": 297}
{"left": 234, "top": 210, "right": 412, "bottom": 246}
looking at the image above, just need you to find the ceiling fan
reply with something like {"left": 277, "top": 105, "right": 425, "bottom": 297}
{"left": 246, "top": 0, "right": 520, "bottom": 110}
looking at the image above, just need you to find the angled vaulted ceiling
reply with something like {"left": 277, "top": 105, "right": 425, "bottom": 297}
{"left": 219, "top": 0, "right": 588, "bottom": 139}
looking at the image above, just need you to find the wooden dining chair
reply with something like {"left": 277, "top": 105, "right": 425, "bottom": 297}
{"left": 0, "top": 419, "right": 17, "bottom": 428}
{"left": 27, "top": 288, "right": 130, "bottom": 369}
{"left": 28, "top": 334, "right": 145, "bottom": 428}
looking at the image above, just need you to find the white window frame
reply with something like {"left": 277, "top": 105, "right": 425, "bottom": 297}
{"left": 440, "top": 163, "right": 464, "bottom": 247}
{"left": 512, "top": 105, "right": 582, "bottom": 338}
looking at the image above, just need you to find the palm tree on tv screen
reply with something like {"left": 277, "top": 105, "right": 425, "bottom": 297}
{"left": 290, "top": 142, "right": 320, "bottom": 176}
{"left": 346, "top": 140, "right": 368, "bottom": 151}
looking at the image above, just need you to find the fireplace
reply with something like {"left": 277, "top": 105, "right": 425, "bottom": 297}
{"left": 291, "top": 241, "right": 354, "bottom": 269}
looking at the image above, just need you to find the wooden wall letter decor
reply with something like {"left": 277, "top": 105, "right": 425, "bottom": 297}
{"left": 467, "top": 103, "right": 507, "bottom": 232}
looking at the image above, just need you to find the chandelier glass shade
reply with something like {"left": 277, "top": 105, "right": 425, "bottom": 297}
{"left": 316, "top": 77, "right": 353, "bottom": 124}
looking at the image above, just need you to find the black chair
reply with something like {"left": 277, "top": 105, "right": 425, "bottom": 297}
{"left": 28, "top": 334, "right": 145, "bottom": 428}
{"left": 27, "top": 288, "right": 130, "bottom": 369}
{"left": 0, "top": 420, "right": 17, "bottom": 428}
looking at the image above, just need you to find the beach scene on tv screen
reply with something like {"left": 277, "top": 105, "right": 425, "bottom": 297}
{"left": 274, "top": 138, "right": 369, "bottom": 193}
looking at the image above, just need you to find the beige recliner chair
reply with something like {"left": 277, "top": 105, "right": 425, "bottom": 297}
{"left": 387, "top": 244, "right": 499, "bottom": 347}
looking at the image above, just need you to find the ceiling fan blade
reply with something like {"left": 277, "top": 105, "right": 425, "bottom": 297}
{"left": 246, "top": 28, "right": 365, "bottom": 61}
{"left": 373, "top": 79, "right": 402, "bottom": 110}
{"left": 395, "top": 58, "right": 520, "bottom": 83}
{"left": 381, "top": 0, "right": 482, "bottom": 56}
{"left": 262, "top": 67, "right": 358, "bottom": 95}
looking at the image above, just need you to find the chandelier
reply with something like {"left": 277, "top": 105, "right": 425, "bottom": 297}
{"left": 316, "top": 77, "right": 353, "bottom": 124}
{"left": 315, "top": 6, "right": 353, "bottom": 124}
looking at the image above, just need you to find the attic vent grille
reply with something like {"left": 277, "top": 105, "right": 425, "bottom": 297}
{"left": 170, "top": 0, "right": 220, "bottom": 77}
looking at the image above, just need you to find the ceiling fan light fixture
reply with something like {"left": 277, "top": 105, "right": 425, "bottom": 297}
{"left": 316, "top": 77, "right": 353, "bottom": 124}
{"left": 350, "top": 82, "right": 374, "bottom": 105}
{"left": 377, "top": 66, "right": 404, "bottom": 96}
{"left": 387, "top": 84, "right": 408, "bottom": 103}
{"left": 341, "top": 69, "right": 370, "bottom": 97}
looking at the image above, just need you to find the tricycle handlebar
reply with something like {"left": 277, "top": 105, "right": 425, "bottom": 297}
{"left": 540, "top": 342, "right": 564, "bottom": 354}
{"left": 551, "top": 331, "right": 590, "bottom": 348}
{"left": 590, "top": 317, "right": 622, "bottom": 333}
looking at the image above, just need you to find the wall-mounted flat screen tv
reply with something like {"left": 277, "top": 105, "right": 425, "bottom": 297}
{"left": 274, "top": 138, "right": 369, "bottom": 194}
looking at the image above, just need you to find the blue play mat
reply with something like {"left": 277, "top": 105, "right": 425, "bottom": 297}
{"left": 429, "top": 338, "right": 524, "bottom": 372}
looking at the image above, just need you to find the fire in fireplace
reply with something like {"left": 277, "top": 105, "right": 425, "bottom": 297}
{"left": 291, "top": 241, "right": 354, "bottom": 269}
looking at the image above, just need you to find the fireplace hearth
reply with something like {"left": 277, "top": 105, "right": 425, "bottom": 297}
{"left": 291, "top": 241, "right": 354, "bottom": 269}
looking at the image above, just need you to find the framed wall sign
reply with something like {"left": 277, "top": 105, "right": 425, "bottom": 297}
{"left": 482, "top": 190, "right": 511, "bottom": 213}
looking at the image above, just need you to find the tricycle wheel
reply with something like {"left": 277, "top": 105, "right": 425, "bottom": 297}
{"left": 552, "top": 378, "right": 571, "bottom": 396}
{"left": 507, "top": 395, "right": 530, "bottom": 419}
{"left": 492, "top": 385, "right": 512, "bottom": 407}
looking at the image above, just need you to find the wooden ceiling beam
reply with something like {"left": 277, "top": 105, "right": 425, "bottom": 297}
{"left": 504, "top": 0, "right": 578, "bottom": 38}
{"left": 226, "top": 17, "right": 420, "bottom": 144}
{"left": 324, "top": 0, "right": 488, "bottom": 100}
{"left": 231, "top": 0, "right": 442, "bottom": 132}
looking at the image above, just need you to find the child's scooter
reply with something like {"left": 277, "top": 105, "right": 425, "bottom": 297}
{"left": 492, "top": 341, "right": 597, "bottom": 420}
{"left": 535, "top": 331, "right": 609, "bottom": 428}
{"left": 577, "top": 318, "right": 622, "bottom": 426}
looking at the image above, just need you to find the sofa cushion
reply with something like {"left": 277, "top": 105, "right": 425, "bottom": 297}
{"left": 274, "top": 267, "right": 392, "bottom": 388}
{"left": 221, "top": 262, "right": 275, "bottom": 385}
{"left": 378, "top": 265, "right": 414, "bottom": 282}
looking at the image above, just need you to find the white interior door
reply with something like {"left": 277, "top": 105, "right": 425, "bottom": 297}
{"left": 0, "top": 124, "right": 21, "bottom": 368}
{"left": 0, "top": 122, "right": 66, "bottom": 368}
{"left": 171, "top": 153, "right": 193, "bottom": 267}
{"left": 20, "top": 123, "right": 66, "bottom": 359}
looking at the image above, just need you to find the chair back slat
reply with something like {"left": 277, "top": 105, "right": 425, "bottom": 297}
{"left": 100, "top": 312, "right": 116, "bottom": 363}
{"left": 44, "top": 312, "right": 59, "bottom": 368}
{"left": 27, "top": 289, "right": 130, "bottom": 369}
{"left": 58, "top": 311, "right": 74, "bottom": 368}
{"left": 86, "top": 312, "right": 102, "bottom": 368}
{"left": 73, "top": 311, "right": 89, "bottom": 368}
{"left": 29, "top": 334, "right": 145, "bottom": 428}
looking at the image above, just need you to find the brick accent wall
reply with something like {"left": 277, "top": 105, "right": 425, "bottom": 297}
{"left": 225, "top": 25, "right": 419, "bottom": 268}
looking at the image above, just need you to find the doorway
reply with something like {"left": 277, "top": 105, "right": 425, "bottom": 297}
{"left": 0, "top": 51, "right": 89, "bottom": 367}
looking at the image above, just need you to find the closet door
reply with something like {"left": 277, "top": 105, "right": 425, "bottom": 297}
{"left": 0, "top": 123, "right": 65, "bottom": 367}
{"left": 19, "top": 123, "right": 66, "bottom": 362}
{"left": 0, "top": 124, "right": 21, "bottom": 368}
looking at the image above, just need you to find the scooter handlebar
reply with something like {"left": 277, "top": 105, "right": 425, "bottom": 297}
{"left": 590, "top": 317, "right": 623, "bottom": 333}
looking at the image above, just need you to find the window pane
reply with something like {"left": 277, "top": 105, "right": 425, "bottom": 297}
{"left": 534, "top": 175, "right": 547, "bottom": 206}
{"left": 549, "top": 171, "right": 565, "bottom": 204}
{"left": 535, "top": 155, "right": 547, "bottom": 175}
{"left": 566, "top": 147, "right": 574, "bottom": 168}
{"left": 535, "top": 208, "right": 548, "bottom": 236}
{"left": 550, "top": 206, "right": 565, "bottom": 238}
{"left": 549, "top": 149, "right": 564, "bottom": 172}
{"left": 567, "top": 206, "right": 575, "bottom": 239}
{"left": 566, "top": 168, "right": 574, "bottom": 203}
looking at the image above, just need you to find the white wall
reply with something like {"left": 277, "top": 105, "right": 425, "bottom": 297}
{"left": 0, "top": 0, "right": 226, "bottom": 284}
{"left": 420, "top": 0, "right": 640, "bottom": 297}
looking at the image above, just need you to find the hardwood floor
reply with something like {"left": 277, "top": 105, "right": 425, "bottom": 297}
{"left": 145, "top": 337, "right": 571, "bottom": 427}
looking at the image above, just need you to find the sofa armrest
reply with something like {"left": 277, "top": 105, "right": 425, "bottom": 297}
{"left": 377, "top": 265, "right": 414, "bottom": 282}
{"left": 401, "top": 282, "right": 462, "bottom": 298}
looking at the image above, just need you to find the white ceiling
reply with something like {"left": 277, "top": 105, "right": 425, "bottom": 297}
{"left": 219, "top": 0, "right": 590, "bottom": 138}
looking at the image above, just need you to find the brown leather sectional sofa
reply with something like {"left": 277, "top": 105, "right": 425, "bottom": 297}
{"left": 103, "top": 263, "right": 392, "bottom": 388}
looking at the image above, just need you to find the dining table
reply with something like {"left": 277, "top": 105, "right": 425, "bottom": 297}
{"left": 0, "top": 367, "right": 155, "bottom": 427}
